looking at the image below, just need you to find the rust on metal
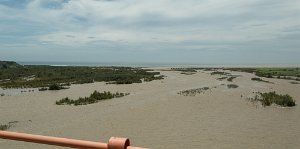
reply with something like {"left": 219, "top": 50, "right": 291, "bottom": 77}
{"left": 0, "top": 131, "right": 147, "bottom": 149}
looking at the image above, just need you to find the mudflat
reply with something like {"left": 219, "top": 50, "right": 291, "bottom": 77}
{"left": 1, "top": 69, "right": 300, "bottom": 149}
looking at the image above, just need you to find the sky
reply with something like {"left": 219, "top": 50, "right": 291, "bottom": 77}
{"left": 0, "top": 0, "right": 300, "bottom": 65}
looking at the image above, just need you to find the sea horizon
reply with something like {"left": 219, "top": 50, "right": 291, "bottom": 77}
{"left": 17, "top": 61, "right": 300, "bottom": 68}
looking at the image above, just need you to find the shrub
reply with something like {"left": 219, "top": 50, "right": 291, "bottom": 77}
{"left": 227, "top": 84, "right": 238, "bottom": 88}
{"left": 227, "top": 76, "right": 237, "bottom": 82}
{"left": 0, "top": 121, "right": 18, "bottom": 130}
{"left": 290, "top": 82, "right": 300, "bottom": 84}
{"left": 217, "top": 77, "right": 227, "bottom": 81}
{"left": 251, "top": 77, "right": 273, "bottom": 84}
{"left": 49, "top": 84, "right": 69, "bottom": 90}
{"left": 0, "top": 124, "right": 10, "bottom": 130}
{"left": 211, "top": 71, "right": 231, "bottom": 75}
{"left": 38, "top": 87, "right": 48, "bottom": 91}
{"left": 248, "top": 91, "right": 296, "bottom": 107}
{"left": 56, "top": 91, "right": 129, "bottom": 106}
{"left": 178, "top": 87, "right": 211, "bottom": 96}
{"left": 49, "top": 84, "right": 60, "bottom": 90}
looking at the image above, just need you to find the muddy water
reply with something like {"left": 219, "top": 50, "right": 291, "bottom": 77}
{"left": 0, "top": 70, "right": 300, "bottom": 149}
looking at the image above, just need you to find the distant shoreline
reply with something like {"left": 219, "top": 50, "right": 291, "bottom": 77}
{"left": 17, "top": 61, "right": 300, "bottom": 68}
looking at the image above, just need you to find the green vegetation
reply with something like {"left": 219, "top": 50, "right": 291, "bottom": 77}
{"left": 178, "top": 87, "right": 210, "bottom": 96}
{"left": 210, "top": 71, "right": 231, "bottom": 76}
{"left": 180, "top": 72, "right": 196, "bottom": 75}
{"left": 225, "top": 68, "right": 300, "bottom": 81}
{"left": 227, "top": 84, "right": 238, "bottom": 88}
{"left": 255, "top": 68, "right": 300, "bottom": 78}
{"left": 290, "top": 81, "right": 300, "bottom": 84}
{"left": 144, "top": 75, "right": 165, "bottom": 82}
{"left": 223, "top": 68, "right": 257, "bottom": 74}
{"left": 227, "top": 76, "right": 237, "bottom": 82}
{"left": 38, "top": 87, "right": 48, "bottom": 91}
{"left": 171, "top": 68, "right": 197, "bottom": 75}
{"left": 248, "top": 91, "right": 296, "bottom": 107}
{"left": 48, "top": 84, "right": 69, "bottom": 90}
{"left": 0, "top": 61, "right": 21, "bottom": 69}
{"left": 171, "top": 68, "right": 197, "bottom": 72}
{"left": 202, "top": 68, "right": 217, "bottom": 71}
{"left": 0, "top": 121, "right": 19, "bottom": 130}
{"left": 0, "top": 62, "right": 164, "bottom": 88}
{"left": 217, "top": 77, "right": 228, "bottom": 81}
{"left": 251, "top": 77, "right": 273, "bottom": 84}
{"left": 56, "top": 90, "right": 129, "bottom": 106}
{"left": 0, "top": 124, "right": 10, "bottom": 130}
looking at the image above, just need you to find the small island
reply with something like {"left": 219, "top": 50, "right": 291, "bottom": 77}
{"left": 247, "top": 91, "right": 296, "bottom": 107}
{"left": 56, "top": 90, "right": 129, "bottom": 106}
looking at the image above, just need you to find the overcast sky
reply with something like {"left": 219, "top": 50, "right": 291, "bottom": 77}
{"left": 0, "top": 0, "right": 300, "bottom": 65}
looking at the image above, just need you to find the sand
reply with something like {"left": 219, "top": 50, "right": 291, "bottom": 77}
{"left": 0, "top": 69, "right": 300, "bottom": 149}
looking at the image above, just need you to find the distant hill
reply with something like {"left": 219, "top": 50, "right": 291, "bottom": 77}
{"left": 0, "top": 61, "right": 21, "bottom": 69}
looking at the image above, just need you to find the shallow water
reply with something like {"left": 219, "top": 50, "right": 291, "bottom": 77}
{"left": 1, "top": 70, "right": 300, "bottom": 149}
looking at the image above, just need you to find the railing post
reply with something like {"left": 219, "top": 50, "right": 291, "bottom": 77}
{"left": 108, "top": 137, "right": 130, "bottom": 149}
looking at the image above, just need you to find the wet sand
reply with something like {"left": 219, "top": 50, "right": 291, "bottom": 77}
{"left": 1, "top": 69, "right": 300, "bottom": 149}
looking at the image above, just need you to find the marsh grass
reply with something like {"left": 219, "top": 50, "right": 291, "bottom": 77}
{"left": 251, "top": 77, "right": 273, "bottom": 84}
{"left": 180, "top": 72, "right": 196, "bottom": 75}
{"left": 247, "top": 91, "right": 296, "bottom": 107}
{"left": 0, "top": 124, "right": 10, "bottom": 130}
{"left": 227, "top": 84, "right": 238, "bottom": 88}
{"left": 0, "top": 121, "right": 19, "bottom": 130}
{"left": 217, "top": 77, "right": 228, "bottom": 81}
{"left": 56, "top": 91, "right": 129, "bottom": 106}
{"left": 225, "top": 68, "right": 300, "bottom": 81}
{"left": 210, "top": 71, "right": 231, "bottom": 76}
{"left": 227, "top": 76, "right": 237, "bottom": 82}
{"left": 290, "top": 81, "right": 300, "bottom": 84}
{"left": 49, "top": 84, "right": 69, "bottom": 90}
{"left": 38, "top": 87, "right": 48, "bottom": 91}
{"left": 178, "top": 87, "right": 211, "bottom": 96}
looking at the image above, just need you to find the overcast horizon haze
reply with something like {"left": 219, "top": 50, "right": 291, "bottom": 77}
{"left": 1, "top": 0, "right": 300, "bottom": 65}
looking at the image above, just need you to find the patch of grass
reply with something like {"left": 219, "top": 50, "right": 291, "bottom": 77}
{"left": 227, "top": 84, "right": 238, "bottom": 88}
{"left": 56, "top": 90, "right": 129, "bottom": 106}
{"left": 171, "top": 68, "right": 197, "bottom": 72}
{"left": 210, "top": 71, "right": 231, "bottom": 76}
{"left": 225, "top": 68, "right": 300, "bottom": 81}
{"left": 290, "top": 81, "right": 300, "bottom": 84}
{"left": 38, "top": 87, "right": 48, "bottom": 91}
{"left": 217, "top": 77, "right": 228, "bottom": 81}
{"left": 227, "top": 76, "right": 237, "bottom": 82}
{"left": 48, "top": 84, "right": 69, "bottom": 90}
{"left": 248, "top": 91, "right": 296, "bottom": 107}
{"left": 144, "top": 75, "right": 165, "bottom": 82}
{"left": 180, "top": 72, "right": 196, "bottom": 75}
{"left": 178, "top": 87, "right": 210, "bottom": 96}
{"left": 0, "top": 121, "right": 19, "bottom": 130}
{"left": 0, "top": 124, "right": 10, "bottom": 130}
{"left": 251, "top": 77, "right": 273, "bottom": 84}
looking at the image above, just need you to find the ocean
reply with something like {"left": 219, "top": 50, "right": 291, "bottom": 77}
{"left": 17, "top": 61, "right": 300, "bottom": 68}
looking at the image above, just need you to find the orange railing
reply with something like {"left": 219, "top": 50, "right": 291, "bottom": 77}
{"left": 0, "top": 131, "right": 147, "bottom": 149}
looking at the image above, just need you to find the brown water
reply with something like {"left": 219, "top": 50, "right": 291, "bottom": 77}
{"left": 0, "top": 70, "right": 300, "bottom": 149}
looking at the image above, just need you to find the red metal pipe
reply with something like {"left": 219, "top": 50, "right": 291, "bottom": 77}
{"left": 0, "top": 131, "right": 147, "bottom": 149}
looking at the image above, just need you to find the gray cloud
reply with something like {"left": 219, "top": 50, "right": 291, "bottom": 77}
{"left": 0, "top": 0, "right": 300, "bottom": 64}
{"left": 0, "top": 0, "right": 33, "bottom": 8}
